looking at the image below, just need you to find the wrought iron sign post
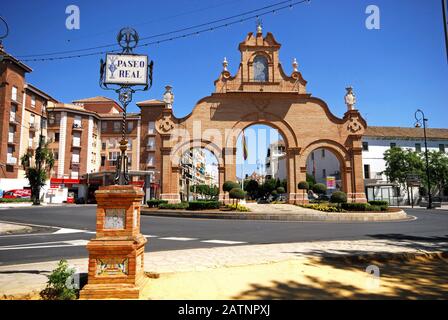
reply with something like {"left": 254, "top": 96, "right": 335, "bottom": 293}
{"left": 100, "top": 27, "right": 153, "bottom": 185}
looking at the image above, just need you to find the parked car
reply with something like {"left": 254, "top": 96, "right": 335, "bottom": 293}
{"left": 2, "top": 189, "right": 31, "bottom": 199}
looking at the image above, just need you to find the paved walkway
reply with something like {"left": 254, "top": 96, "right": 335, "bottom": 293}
{"left": 1, "top": 236, "right": 447, "bottom": 299}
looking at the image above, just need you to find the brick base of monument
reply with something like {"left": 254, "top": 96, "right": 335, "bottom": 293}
{"left": 79, "top": 185, "right": 148, "bottom": 300}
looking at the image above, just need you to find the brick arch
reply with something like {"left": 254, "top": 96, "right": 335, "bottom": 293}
{"left": 224, "top": 112, "right": 299, "bottom": 150}
{"left": 172, "top": 139, "right": 224, "bottom": 168}
{"left": 299, "top": 139, "right": 351, "bottom": 194}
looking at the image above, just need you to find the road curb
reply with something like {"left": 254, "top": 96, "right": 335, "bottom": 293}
{"left": 141, "top": 208, "right": 409, "bottom": 222}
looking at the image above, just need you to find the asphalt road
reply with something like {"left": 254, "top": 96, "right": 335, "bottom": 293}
{"left": 0, "top": 205, "right": 447, "bottom": 266}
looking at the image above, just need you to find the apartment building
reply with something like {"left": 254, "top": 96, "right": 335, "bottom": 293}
{"left": 0, "top": 45, "right": 58, "bottom": 191}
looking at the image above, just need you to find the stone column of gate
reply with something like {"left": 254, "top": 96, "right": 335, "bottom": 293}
{"left": 222, "top": 147, "right": 237, "bottom": 204}
{"left": 349, "top": 144, "right": 368, "bottom": 203}
{"left": 160, "top": 146, "right": 181, "bottom": 203}
{"left": 287, "top": 147, "right": 300, "bottom": 204}
{"left": 218, "top": 166, "right": 225, "bottom": 203}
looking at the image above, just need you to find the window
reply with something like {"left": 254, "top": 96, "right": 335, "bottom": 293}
{"left": 29, "top": 114, "right": 35, "bottom": 127}
{"left": 73, "top": 116, "right": 82, "bottom": 128}
{"left": 439, "top": 144, "right": 446, "bottom": 153}
{"left": 415, "top": 143, "right": 421, "bottom": 152}
{"left": 321, "top": 149, "right": 325, "bottom": 158}
{"left": 147, "top": 137, "right": 155, "bottom": 149}
{"left": 55, "top": 132, "right": 60, "bottom": 142}
{"left": 10, "top": 105, "right": 16, "bottom": 122}
{"left": 113, "top": 121, "right": 121, "bottom": 132}
{"left": 102, "top": 142, "right": 106, "bottom": 150}
{"left": 109, "top": 151, "right": 119, "bottom": 161}
{"left": 54, "top": 151, "right": 59, "bottom": 160}
{"left": 101, "top": 155, "right": 106, "bottom": 166}
{"left": 253, "top": 55, "right": 268, "bottom": 82}
{"left": 364, "top": 164, "right": 371, "bottom": 179}
{"left": 28, "top": 132, "right": 34, "bottom": 147}
{"left": 31, "top": 95, "right": 36, "bottom": 108}
{"left": 127, "top": 153, "right": 132, "bottom": 166}
{"left": 11, "top": 86, "right": 17, "bottom": 101}
{"left": 148, "top": 121, "right": 155, "bottom": 134}
{"left": 73, "top": 132, "right": 81, "bottom": 147}
{"left": 362, "top": 142, "right": 369, "bottom": 151}
{"left": 71, "top": 171, "right": 79, "bottom": 179}
{"left": 390, "top": 142, "right": 396, "bottom": 148}
{"left": 311, "top": 152, "right": 314, "bottom": 161}
{"left": 72, "top": 150, "right": 80, "bottom": 163}
{"left": 322, "top": 169, "right": 326, "bottom": 178}
{"left": 127, "top": 121, "right": 133, "bottom": 132}
{"left": 147, "top": 155, "right": 154, "bottom": 166}
{"left": 101, "top": 122, "right": 107, "bottom": 132}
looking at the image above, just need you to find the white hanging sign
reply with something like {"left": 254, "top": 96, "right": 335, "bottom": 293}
{"left": 104, "top": 53, "right": 148, "bottom": 85}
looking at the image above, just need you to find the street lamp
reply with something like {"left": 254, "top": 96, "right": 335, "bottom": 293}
{"left": 414, "top": 109, "right": 433, "bottom": 209}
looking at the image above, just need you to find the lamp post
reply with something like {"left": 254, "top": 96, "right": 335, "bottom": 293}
{"left": 414, "top": 109, "right": 433, "bottom": 209}
{"left": 99, "top": 27, "right": 153, "bottom": 185}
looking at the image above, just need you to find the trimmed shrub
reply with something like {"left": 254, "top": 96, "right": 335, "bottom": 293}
{"left": 276, "top": 187, "right": 285, "bottom": 194}
{"left": 187, "top": 201, "right": 220, "bottom": 211}
{"left": 147, "top": 199, "right": 168, "bottom": 208}
{"left": 229, "top": 188, "right": 246, "bottom": 201}
{"left": 158, "top": 202, "right": 189, "bottom": 210}
{"left": 297, "top": 181, "right": 309, "bottom": 190}
{"left": 223, "top": 181, "right": 240, "bottom": 193}
{"left": 330, "top": 191, "right": 347, "bottom": 204}
{"left": 312, "top": 183, "right": 327, "bottom": 195}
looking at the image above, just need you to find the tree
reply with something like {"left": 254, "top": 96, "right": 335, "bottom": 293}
{"left": 260, "top": 178, "right": 277, "bottom": 198}
{"left": 245, "top": 180, "right": 259, "bottom": 200}
{"left": 306, "top": 173, "right": 316, "bottom": 190}
{"left": 276, "top": 186, "right": 285, "bottom": 194}
{"left": 223, "top": 181, "right": 239, "bottom": 193}
{"left": 312, "top": 183, "right": 327, "bottom": 202}
{"left": 21, "top": 142, "right": 54, "bottom": 205}
{"left": 190, "top": 184, "right": 219, "bottom": 200}
{"left": 425, "top": 151, "right": 448, "bottom": 198}
{"left": 229, "top": 187, "right": 245, "bottom": 204}
{"left": 383, "top": 147, "right": 424, "bottom": 203}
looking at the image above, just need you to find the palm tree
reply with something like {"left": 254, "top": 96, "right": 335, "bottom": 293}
{"left": 21, "top": 142, "right": 54, "bottom": 205}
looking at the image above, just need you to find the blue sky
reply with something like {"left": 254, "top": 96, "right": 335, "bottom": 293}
{"left": 2, "top": 0, "right": 447, "bottom": 176}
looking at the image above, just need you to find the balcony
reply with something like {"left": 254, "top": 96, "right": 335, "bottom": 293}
{"left": 6, "top": 156, "right": 17, "bottom": 165}
{"left": 72, "top": 140, "right": 81, "bottom": 148}
{"left": 70, "top": 161, "right": 80, "bottom": 170}
{"left": 8, "top": 133, "right": 15, "bottom": 144}
{"left": 72, "top": 123, "right": 82, "bottom": 130}
{"left": 29, "top": 123, "right": 38, "bottom": 131}
{"left": 9, "top": 114, "right": 18, "bottom": 124}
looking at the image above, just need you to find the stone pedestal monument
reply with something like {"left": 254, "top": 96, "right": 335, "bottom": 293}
{"left": 80, "top": 185, "right": 147, "bottom": 299}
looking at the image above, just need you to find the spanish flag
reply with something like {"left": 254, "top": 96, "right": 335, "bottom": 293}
{"left": 242, "top": 130, "right": 248, "bottom": 161}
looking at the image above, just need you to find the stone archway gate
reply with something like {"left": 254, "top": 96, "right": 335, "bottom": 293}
{"left": 155, "top": 29, "right": 367, "bottom": 204}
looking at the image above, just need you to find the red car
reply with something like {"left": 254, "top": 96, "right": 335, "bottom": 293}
{"left": 2, "top": 189, "right": 32, "bottom": 199}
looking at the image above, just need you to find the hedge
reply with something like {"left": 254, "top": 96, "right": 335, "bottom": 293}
{"left": 0, "top": 198, "right": 32, "bottom": 203}
{"left": 341, "top": 202, "right": 388, "bottom": 212}
{"left": 330, "top": 191, "right": 347, "bottom": 204}
{"left": 158, "top": 202, "right": 189, "bottom": 210}
{"left": 368, "top": 200, "right": 389, "bottom": 209}
{"left": 187, "top": 200, "right": 220, "bottom": 211}
{"left": 147, "top": 199, "right": 168, "bottom": 208}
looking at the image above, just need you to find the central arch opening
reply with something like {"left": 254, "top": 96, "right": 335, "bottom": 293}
{"left": 179, "top": 147, "right": 219, "bottom": 202}
{"left": 236, "top": 124, "right": 288, "bottom": 203}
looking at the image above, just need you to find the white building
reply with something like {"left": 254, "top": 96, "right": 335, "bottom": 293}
{"left": 265, "top": 140, "right": 287, "bottom": 181}
{"left": 265, "top": 126, "right": 448, "bottom": 205}
{"left": 362, "top": 126, "right": 448, "bottom": 205}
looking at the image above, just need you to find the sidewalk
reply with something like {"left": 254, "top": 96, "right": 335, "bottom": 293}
{"left": 1, "top": 236, "right": 447, "bottom": 299}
